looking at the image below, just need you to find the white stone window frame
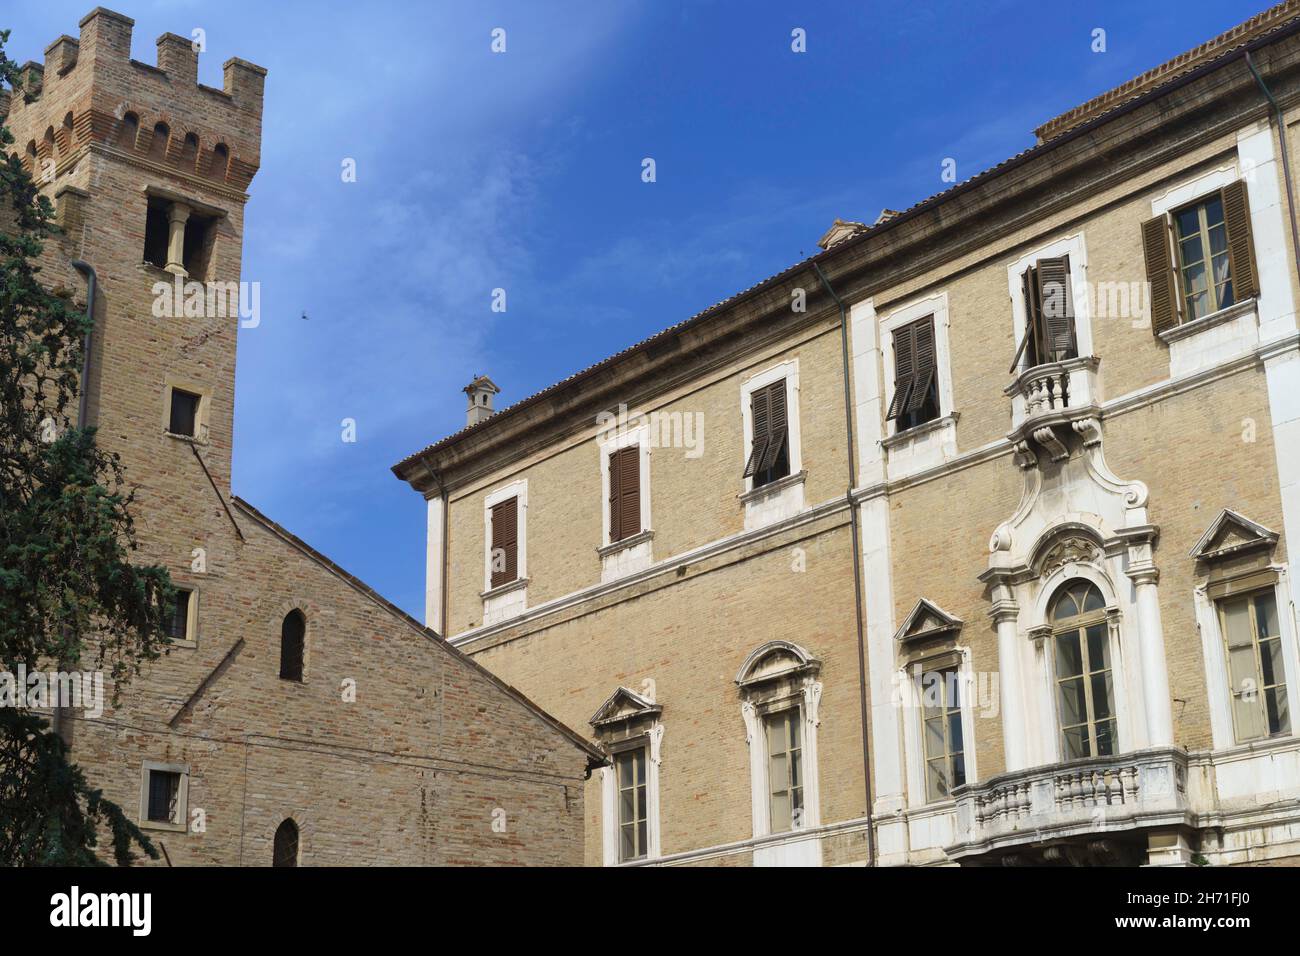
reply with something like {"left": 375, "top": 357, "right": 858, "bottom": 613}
{"left": 1006, "top": 232, "right": 1096, "bottom": 366}
{"left": 879, "top": 291, "right": 958, "bottom": 480}
{"left": 738, "top": 359, "right": 805, "bottom": 531}
{"left": 161, "top": 375, "right": 212, "bottom": 444}
{"left": 736, "top": 642, "right": 823, "bottom": 840}
{"left": 1146, "top": 123, "right": 1296, "bottom": 375}
{"left": 1194, "top": 566, "right": 1300, "bottom": 751}
{"left": 1027, "top": 562, "right": 1136, "bottom": 766}
{"left": 599, "top": 724, "right": 664, "bottom": 866}
{"left": 899, "top": 646, "right": 980, "bottom": 810}
{"left": 139, "top": 760, "right": 190, "bottom": 833}
{"left": 481, "top": 479, "right": 528, "bottom": 624}
{"left": 597, "top": 423, "right": 654, "bottom": 583}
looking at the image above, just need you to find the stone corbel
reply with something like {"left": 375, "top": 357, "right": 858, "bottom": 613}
{"left": 1071, "top": 416, "right": 1104, "bottom": 447}
{"left": 1028, "top": 624, "right": 1052, "bottom": 649}
{"left": 803, "top": 680, "right": 823, "bottom": 729}
{"left": 741, "top": 700, "right": 758, "bottom": 745}
{"left": 1032, "top": 424, "right": 1070, "bottom": 462}
{"left": 648, "top": 723, "right": 665, "bottom": 767}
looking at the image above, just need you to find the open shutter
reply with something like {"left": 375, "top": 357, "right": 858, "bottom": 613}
{"left": 904, "top": 317, "right": 936, "bottom": 413}
{"left": 1142, "top": 215, "right": 1179, "bottom": 336}
{"left": 1222, "top": 596, "right": 1267, "bottom": 741}
{"left": 608, "top": 450, "right": 623, "bottom": 543}
{"left": 616, "top": 446, "right": 640, "bottom": 540}
{"left": 759, "top": 381, "right": 788, "bottom": 473}
{"left": 886, "top": 323, "right": 916, "bottom": 420}
{"left": 743, "top": 384, "right": 771, "bottom": 478}
{"left": 1035, "top": 256, "right": 1075, "bottom": 359}
{"left": 490, "top": 497, "right": 517, "bottom": 587}
{"left": 1221, "top": 180, "right": 1259, "bottom": 302}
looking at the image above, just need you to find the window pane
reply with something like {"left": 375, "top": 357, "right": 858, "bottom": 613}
{"left": 1059, "top": 677, "right": 1087, "bottom": 727}
{"left": 1062, "top": 725, "right": 1090, "bottom": 760}
{"left": 924, "top": 716, "right": 945, "bottom": 760}
{"left": 947, "top": 711, "right": 964, "bottom": 754}
{"left": 952, "top": 752, "right": 966, "bottom": 789}
{"left": 620, "top": 823, "right": 635, "bottom": 860}
{"left": 1204, "top": 196, "right": 1224, "bottom": 227}
{"left": 1091, "top": 671, "right": 1114, "bottom": 721}
{"left": 1261, "top": 637, "right": 1284, "bottom": 687}
{"left": 926, "top": 759, "right": 949, "bottom": 800}
{"left": 1095, "top": 719, "right": 1117, "bottom": 756}
{"left": 1175, "top": 206, "right": 1200, "bottom": 238}
{"left": 1266, "top": 686, "right": 1290, "bottom": 735}
{"left": 1052, "top": 592, "right": 1079, "bottom": 621}
{"left": 1086, "top": 623, "right": 1109, "bottom": 671}
{"left": 1056, "top": 633, "right": 1083, "bottom": 678}
{"left": 1221, "top": 597, "right": 1254, "bottom": 648}
{"left": 1255, "top": 592, "right": 1280, "bottom": 639}
{"left": 771, "top": 791, "right": 791, "bottom": 833}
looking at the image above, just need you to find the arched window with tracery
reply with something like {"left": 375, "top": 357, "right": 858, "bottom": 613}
{"left": 1050, "top": 579, "right": 1116, "bottom": 760}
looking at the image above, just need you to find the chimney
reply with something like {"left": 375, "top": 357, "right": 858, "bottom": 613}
{"left": 463, "top": 375, "right": 500, "bottom": 427}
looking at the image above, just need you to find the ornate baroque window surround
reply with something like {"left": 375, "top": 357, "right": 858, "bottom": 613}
{"left": 736, "top": 641, "right": 823, "bottom": 838}
{"left": 590, "top": 686, "right": 664, "bottom": 865}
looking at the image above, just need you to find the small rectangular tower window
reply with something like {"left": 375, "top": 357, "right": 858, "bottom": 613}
{"left": 886, "top": 316, "right": 939, "bottom": 431}
{"left": 608, "top": 445, "right": 641, "bottom": 544}
{"left": 489, "top": 497, "right": 518, "bottom": 588}
{"left": 168, "top": 387, "right": 201, "bottom": 437}
{"left": 166, "top": 588, "right": 195, "bottom": 643}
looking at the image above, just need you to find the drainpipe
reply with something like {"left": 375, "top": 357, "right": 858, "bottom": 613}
{"left": 1245, "top": 52, "right": 1300, "bottom": 301}
{"left": 812, "top": 260, "right": 877, "bottom": 867}
{"left": 70, "top": 259, "right": 97, "bottom": 431}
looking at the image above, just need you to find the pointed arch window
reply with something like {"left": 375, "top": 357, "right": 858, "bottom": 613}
{"left": 1050, "top": 580, "right": 1116, "bottom": 760}
{"left": 273, "top": 819, "right": 299, "bottom": 867}
{"left": 280, "top": 610, "right": 305, "bottom": 681}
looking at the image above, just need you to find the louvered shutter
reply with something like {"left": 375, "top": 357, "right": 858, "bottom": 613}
{"left": 1142, "top": 215, "right": 1179, "bottom": 336}
{"left": 759, "top": 382, "right": 788, "bottom": 473}
{"left": 1035, "top": 256, "right": 1075, "bottom": 359}
{"left": 1222, "top": 597, "right": 1267, "bottom": 741}
{"left": 886, "top": 323, "right": 916, "bottom": 420}
{"left": 744, "top": 384, "right": 771, "bottom": 478}
{"left": 610, "top": 446, "right": 640, "bottom": 541}
{"left": 608, "top": 450, "right": 623, "bottom": 543}
{"left": 490, "top": 497, "right": 517, "bottom": 588}
{"left": 904, "top": 317, "right": 936, "bottom": 413}
{"left": 1221, "top": 180, "right": 1259, "bottom": 302}
{"left": 1010, "top": 267, "right": 1038, "bottom": 372}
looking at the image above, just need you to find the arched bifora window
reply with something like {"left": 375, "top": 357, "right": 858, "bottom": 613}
{"left": 273, "top": 819, "right": 299, "bottom": 867}
{"left": 1050, "top": 579, "right": 1116, "bottom": 761}
{"left": 280, "top": 610, "right": 305, "bottom": 682}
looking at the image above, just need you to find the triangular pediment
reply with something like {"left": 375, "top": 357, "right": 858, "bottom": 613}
{"left": 1189, "top": 510, "right": 1279, "bottom": 561}
{"left": 817, "top": 218, "right": 867, "bottom": 251}
{"left": 589, "top": 686, "right": 660, "bottom": 729}
{"left": 893, "top": 598, "right": 963, "bottom": 644}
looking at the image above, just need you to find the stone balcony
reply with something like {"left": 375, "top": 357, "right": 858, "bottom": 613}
{"left": 1004, "top": 356, "right": 1103, "bottom": 455}
{"left": 946, "top": 747, "right": 1192, "bottom": 864}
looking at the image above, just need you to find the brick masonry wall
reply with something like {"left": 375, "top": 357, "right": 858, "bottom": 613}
{"left": 5, "top": 7, "right": 593, "bottom": 866}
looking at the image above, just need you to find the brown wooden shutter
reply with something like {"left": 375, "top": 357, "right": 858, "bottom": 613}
{"left": 743, "top": 384, "right": 772, "bottom": 478}
{"left": 886, "top": 323, "right": 916, "bottom": 420}
{"left": 1035, "top": 256, "right": 1075, "bottom": 358}
{"left": 610, "top": 446, "right": 640, "bottom": 542}
{"left": 1141, "top": 215, "right": 1179, "bottom": 336}
{"left": 904, "top": 317, "right": 936, "bottom": 413}
{"left": 758, "top": 381, "right": 788, "bottom": 473}
{"left": 1221, "top": 180, "right": 1259, "bottom": 302}
{"left": 490, "top": 497, "right": 517, "bottom": 587}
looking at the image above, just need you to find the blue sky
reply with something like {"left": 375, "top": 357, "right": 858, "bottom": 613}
{"left": 5, "top": 0, "right": 1273, "bottom": 620}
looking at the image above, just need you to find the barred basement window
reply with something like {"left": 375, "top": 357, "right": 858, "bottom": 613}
{"left": 886, "top": 316, "right": 939, "bottom": 431}
{"left": 743, "top": 379, "right": 790, "bottom": 489}
{"left": 280, "top": 610, "right": 305, "bottom": 682}
{"left": 273, "top": 819, "right": 300, "bottom": 867}
{"left": 614, "top": 748, "right": 648, "bottom": 862}
{"left": 1219, "top": 588, "right": 1290, "bottom": 743}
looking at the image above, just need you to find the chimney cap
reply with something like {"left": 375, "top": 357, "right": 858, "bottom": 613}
{"left": 463, "top": 374, "right": 500, "bottom": 396}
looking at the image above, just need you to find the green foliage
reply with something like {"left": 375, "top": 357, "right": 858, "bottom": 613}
{"left": 0, "top": 27, "right": 172, "bottom": 865}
